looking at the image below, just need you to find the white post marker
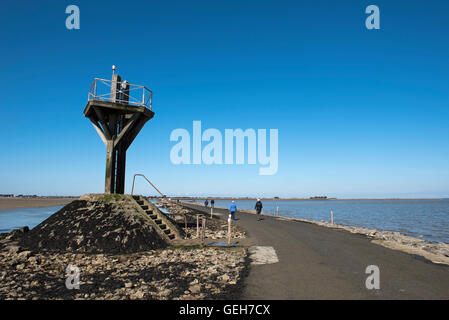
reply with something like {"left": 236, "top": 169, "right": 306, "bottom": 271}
{"left": 227, "top": 214, "right": 232, "bottom": 247}
{"left": 276, "top": 206, "right": 279, "bottom": 217}
{"left": 201, "top": 216, "right": 206, "bottom": 244}
{"left": 331, "top": 210, "right": 334, "bottom": 224}
{"left": 196, "top": 215, "right": 199, "bottom": 238}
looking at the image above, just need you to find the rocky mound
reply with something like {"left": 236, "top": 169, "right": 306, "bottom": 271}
{"left": 19, "top": 194, "right": 167, "bottom": 254}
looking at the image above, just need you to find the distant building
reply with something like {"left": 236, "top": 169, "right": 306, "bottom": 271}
{"left": 310, "top": 196, "right": 328, "bottom": 200}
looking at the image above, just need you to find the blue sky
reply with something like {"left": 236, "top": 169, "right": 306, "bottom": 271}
{"left": 0, "top": 0, "right": 448, "bottom": 198}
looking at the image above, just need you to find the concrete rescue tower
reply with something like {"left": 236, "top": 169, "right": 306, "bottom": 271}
{"left": 84, "top": 66, "right": 154, "bottom": 194}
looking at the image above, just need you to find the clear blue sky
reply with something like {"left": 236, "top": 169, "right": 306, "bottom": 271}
{"left": 0, "top": 0, "right": 448, "bottom": 198}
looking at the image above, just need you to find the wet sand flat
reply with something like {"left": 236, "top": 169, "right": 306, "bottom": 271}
{"left": 0, "top": 197, "right": 75, "bottom": 210}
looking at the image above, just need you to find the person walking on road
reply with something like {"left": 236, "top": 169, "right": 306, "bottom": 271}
{"left": 204, "top": 199, "right": 209, "bottom": 208}
{"left": 230, "top": 201, "right": 237, "bottom": 220}
{"left": 255, "top": 198, "right": 263, "bottom": 221}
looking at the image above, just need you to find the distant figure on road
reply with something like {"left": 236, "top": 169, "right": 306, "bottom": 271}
{"left": 211, "top": 199, "right": 215, "bottom": 208}
{"left": 255, "top": 198, "right": 263, "bottom": 221}
{"left": 204, "top": 199, "right": 209, "bottom": 208}
{"left": 230, "top": 201, "right": 237, "bottom": 220}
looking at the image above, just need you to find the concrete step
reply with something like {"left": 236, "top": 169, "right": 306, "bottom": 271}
{"left": 136, "top": 200, "right": 144, "bottom": 205}
{"left": 159, "top": 224, "right": 167, "bottom": 230}
{"left": 155, "top": 219, "right": 162, "bottom": 224}
{"left": 141, "top": 205, "right": 148, "bottom": 210}
{"left": 164, "top": 229, "right": 171, "bottom": 235}
{"left": 149, "top": 214, "right": 157, "bottom": 219}
{"left": 168, "top": 234, "right": 175, "bottom": 240}
{"left": 132, "top": 196, "right": 140, "bottom": 201}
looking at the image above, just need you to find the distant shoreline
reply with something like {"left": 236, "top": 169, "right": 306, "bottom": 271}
{"left": 0, "top": 197, "right": 76, "bottom": 211}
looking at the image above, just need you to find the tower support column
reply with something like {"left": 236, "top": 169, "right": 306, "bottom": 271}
{"left": 116, "top": 144, "right": 126, "bottom": 194}
{"left": 105, "top": 140, "right": 115, "bottom": 194}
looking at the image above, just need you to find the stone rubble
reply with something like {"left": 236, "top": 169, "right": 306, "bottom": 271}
{"left": 0, "top": 241, "right": 247, "bottom": 300}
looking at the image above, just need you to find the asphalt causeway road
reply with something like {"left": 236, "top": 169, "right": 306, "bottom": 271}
{"left": 181, "top": 202, "right": 449, "bottom": 299}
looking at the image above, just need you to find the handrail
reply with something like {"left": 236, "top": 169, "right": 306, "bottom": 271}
{"left": 131, "top": 174, "right": 165, "bottom": 197}
{"left": 88, "top": 78, "right": 153, "bottom": 110}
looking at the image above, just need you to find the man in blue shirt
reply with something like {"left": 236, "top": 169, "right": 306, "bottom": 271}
{"left": 229, "top": 201, "right": 237, "bottom": 220}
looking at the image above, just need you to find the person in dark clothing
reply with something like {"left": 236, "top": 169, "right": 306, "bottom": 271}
{"left": 204, "top": 199, "right": 209, "bottom": 207}
{"left": 255, "top": 198, "right": 263, "bottom": 221}
{"left": 211, "top": 199, "right": 215, "bottom": 208}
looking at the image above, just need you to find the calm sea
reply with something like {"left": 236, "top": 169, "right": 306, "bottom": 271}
{"left": 0, "top": 206, "right": 64, "bottom": 233}
{"left": 212, "top": 199, "right": 449, "bottom": 244}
